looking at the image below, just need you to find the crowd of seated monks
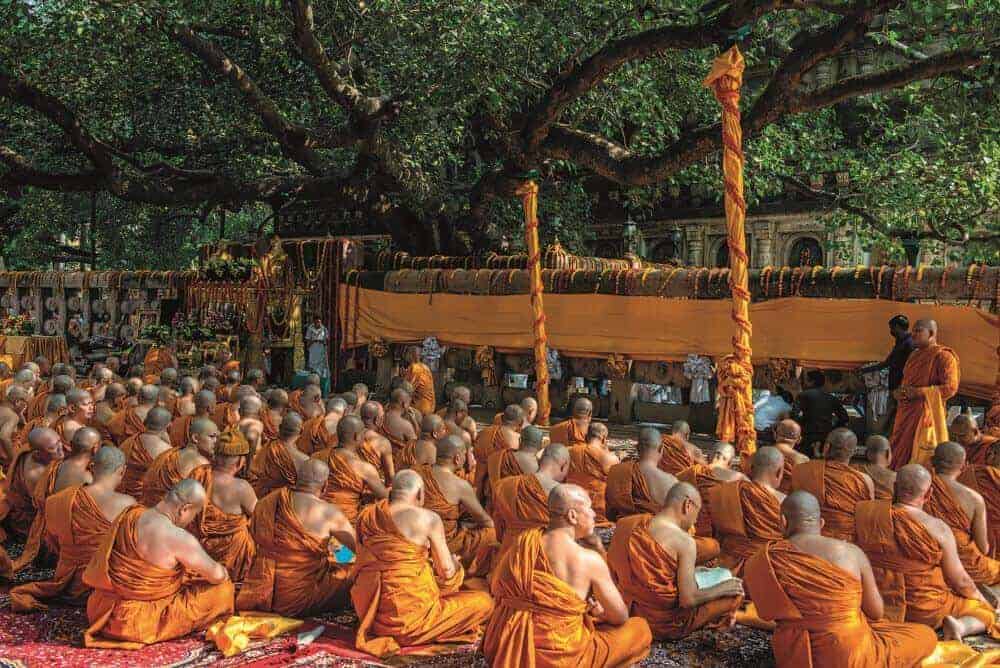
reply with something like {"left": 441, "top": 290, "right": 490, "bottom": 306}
{"left": 2, "top": 354, "right": 1000, "bottom": 667}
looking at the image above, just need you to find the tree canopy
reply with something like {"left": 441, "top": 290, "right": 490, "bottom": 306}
{"left": 1, "top": 0, "right": 998, "bottom": 268}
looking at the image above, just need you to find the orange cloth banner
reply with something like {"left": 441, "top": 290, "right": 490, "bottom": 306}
{"left": 341, "top": 287, "right": 998, "bottom": 401}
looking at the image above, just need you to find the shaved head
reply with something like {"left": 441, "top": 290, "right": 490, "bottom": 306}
{"left": 390, "top": 388, "right": 410, "bottom": 406}
{"left": 571, "top": 397, "right": 593, "bottom": 418}
{"left": 587, "top": 422, "right": 608, "bottom": 442}
{"left": 93, "top": 445, "right": 126, "bottom": 477}
{"left": 5, "top": 385, "right": 29, "bottom": 402}
{"left": 951, "top": 414, "right": 978, "bottom": 435}
{"left": 671, "top": 420, "right": 691, "bottom": 438}
{"left": 521, "top": 396, "right": 538, "bottom": 416}
{"left": 167, "top": 478, "right": 206, "bottom": 507}
{"left": 865, "top": 435, "right": 890, "bottom": 462}
{"left": 46, "top": 394, "right": 67, "bottom": 413}
{"left": 70, "top": 427, "right": 101, "bottom": 456}
{"left": 53, "top": 375, "right": 75, "bottom": 395}
{"left": 435, "top": 434, "right": 466, "bottom": 463}
{"left": 932, "top": 441, "right": 966, "bottom": 473}
{"left": 664, "top": 481, "right": 700, "bottom": 510}
{"left": 825, "top": 427, "right": 858, "bottom": 461}
{"left": 896, "top": 464, "right": 932, "bottom": 503}
{"left": 194, "top": 390, "right": 217, "bottom": 412}
{"left": 160, "top": 368, "right": 178, "bottom": 385}
{"left": 540, "top": 443, "right": 570, "bottom": 467}
{"left": 421, "top": 413, "right": 444, "bottom": 436}
{"left": 451, "top": 385, "right": 471, "bottom": 403}
{"left": 638, "top": 427, "right": 661, "bottom": 453}
{"left": 502, "top": 404, "right": 525, "bottom": 426}
{"left": 390, "top": 469, "right": 424, "bottom": 502}
{"left": 191, "top": 417, "right": 217, "bottom": 436}
{"left": 14, "top": 368, "right": 35, "bottom": 384}
{"left": 361, "top": 401, "right": 382, "bottom": 423}
{"left": 145, "top": 406, "right": 173, "bottom": 432}
{"left": 138, "top": 384, "right": 160, "bottom": 404}
{"left": 448, "top": 398, "right": 468, "bottom": 415}
{"left": 548, "top": 483, "right": 590, "bottom": 515}
{"left": 774, "top": 419, "right": 801, "bottom": 441}
{"left": 710, "top": 442, "right": 736, "bottom": 463}
{"left": 782, "top": 490, "right": 822, "bottom": 533}
{"left": 239, "top": 395, "right": 262, "bottom": 417}
{"left": 521, "top": 425, "right": 544, "bottom": 451}
{"left": 268, "top": 389, "right": 289, "bottom": 409}
{"left": 296, "top": 458, "right": 330, "bottom": 488}
{"left": 751, "top": 446, "right": 785, "bottom": 478}
{"left": 279, "top": 412, "right": 302, "bottom": 438}
{"left": 337, "top": 415, "right": 365, "bottom": 445}
{"left": 179, "top": 377, "right": 198, "bottom": 395}
{"left": 66, "top": 388, "right": 90, "bottom": 407}
{"left": 233, "top": 385, "right": 257, "bottom": 403}
{"left": 914, "top": 318, "right": 937, "bottom": 334}
{"left": 326, "top": 397, "right": 348, "bottom": 415}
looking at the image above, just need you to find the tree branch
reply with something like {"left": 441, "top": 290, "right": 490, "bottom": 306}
{"left": 0, "top": 146, "right": 105, "bottom": 192}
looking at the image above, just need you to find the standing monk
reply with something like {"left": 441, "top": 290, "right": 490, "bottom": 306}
{"left": 951, "top": 414, "right": 998, "bottom": 467}
{"left": 483, "top": 484, "right": 652, "bottom": 667}
{"left": 924, "top": 442, "right": 1000, "bottom": 587}
{"left": 402, "top": 346, "right": 436, "bottom": 416}
{"left": 772, "top": 419, "right": 810, "bottom": 493}
{"left": 856, "top": 435, "right": 896, "bottom": 501}
{"left": 658, "top": 420, "right": 704, "bottom": 475}
{"left": 108, "top": 384, "right": 158, "bottom": 446}
{"left": 744, "top": 491, "right": 937, "bottom": 667}
{"left": 248, "top": 413, "right": 308, "bottom": 498}
{"left": 416, "top": 436, "right": 498, "bottom": 578}
{"left": 10, "top": 446, "right": 136, "bottom": 612}
{"left": 889, "top": 319, "right": 959, "bottom": 468}
{"left": 141, "top": 417, "right": 218, "bottom": 506}
{"left": 351, "top": 470, "right": 494, "bottom": 657}
{"left": 677, "top": 441, "right": 746, "bottom": 537}
{"left": 790, "top": 427, "right": 874, "bottom": 541}
{"left": 195, "top": 428, "right": 258, "bottom": 583}
{"left": 960, "top": 442, "right": 1000, "bottom": 559}
{"left": 473, "top": 404, "right": 523, "bottom": 501}
{"left": 711, "top": 446, "right": 786, "bottom": 576}
{"left": 566, "top": 423, "right": 618, "bottom": 526}
{"left": 491, "top": 444, "right": 570, "bottom": 556}
{"left": 83, "top": 479, "right": 233, "bottom": 649}
{"left": 855, "top": 465, "right": 999, "bottom": 640}
{"left": 237, "top": 459, "right": 356, "bottom": 616}
{"left": 608, "top": 428, "right": 680, "bottom": 521}
{"left": 119, "top": 407, "right": 173, "bottom": 499}
{"left": 609, "top": 483, "right": 744, "bottom": 640}
{"left": 313, "top": 416, "right": 388, "bottom": 524}
{"left": 0, "top": 427, "right": 64, "bottom": 539}
{"left": 549, "top": 397, "right": 592, "bottom": 448}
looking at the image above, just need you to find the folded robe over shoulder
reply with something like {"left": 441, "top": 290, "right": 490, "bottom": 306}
{"left": 606, "top": 460, "right": 659, "bottom": 522}
{"left": 194, "top": 467, "right": 256, "bottom": 584}
{"left": 566, "top": 445, "right": 611, "bottom": 527}
{"left": 473, "top": 424, "right": 507, "bottom": 500}
{"left": 83, "top": 505, "right": 234, "bottom": 649}
{"left": 299, "top": 415, "right": 337, "bottom": 456}
{"left": 415, "top": 464, "right": 497, "bottom": 578}
{"left": 710, "top": 480, "right": 783, "bottom": 577}
{"left": 483, "top": 527, "right": 652, "bottom": 668}
{"left": 491, "top": 474, "right": 549, "bottom": 557}
{"left": 889, "top": 344, "right": 959, "bottom": 468}
{"left": 744, "top": 540, "right": 937, "bottom": 668}
{"left": 313, "top": 447, "right": 365, "bottom": 524}
{"left": 676, "top": 463, "right": 723, "bottom": 537}
{"left": 790, "top": 460, "right": 872, "bottom": 542}
{"left": 212, "top": 403, "right": 240, "bottom": 430}
{"left": 0, "top": 449, "right": 42, "bottom": 539}
{"left": 107, "top": 407, "right": 145, "bottom": 447}
{"left": 168, "top": 415, "right": 195, "bottom": 449}
{"left": 248, "top": 440, "right": 297, "bottom": 499}
{"left": 487, "top": 448, "right": 523, "bottom": 496}
{"left": 548, "top": 419, "right": 587, "bottom": 449}
{"left": 140, "top": 448, "right": 198, "bottom": 507}
{"left": 924, "top": 474, "right": 1000, "bottom": 585}
{"left": 236, "top": 487, "right": 350, "bottom": 617}
{"left": 658, "top": 434, "right": 695, "bottom": 476}
{"left": 12, "top": 459, "right": 60, "bottom": 572}
{"left": 403, "top": 362, "right": 436, "bottom": 416}
{"left": 854, "top": 499, "right": 1000, "bottom": 635}
{"left": 119, "top": 433, "right": 154, "bottom": 499}
{"left": 10, "top": 485, "right": 113, "bottom": 611}
{"left": 608, "top": 514, "right": 741, "bottom": 640}
{"left": 350, "top": 499, "right": 493, "bottom": 657}
{"left": 959, "top": 464, "right": 1000, "bottom": 559}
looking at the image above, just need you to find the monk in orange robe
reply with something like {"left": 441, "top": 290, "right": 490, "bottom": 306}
{"left": 140, "top": 417, "right": 218, "bottom": 506}
{"left": 398, "top": 413, "right": 445, "bottom": 471}
{"left": 313, "top": 416, "right": 388, "bottom": 524}
{"left": 11, "top": 393, "right": 65, "bottom": 455}
{"left": 211, "top": 395, "right": 240, "bottom": 431}
{"left": 924, "top": 442, "right": 1000, "bottom": 586}
{"left": 416, "top": 436, "right": 498, "bottom": 577}
{"left": 292, "top": 383, "right": 324, "bottom": 420}
{"left": 298, "top": 396, "right": 345, "bottom": 456}
{"left": 566, "top": 422, "right": 618, "bottom": 526}
{"left": 745, "top": 490, "right": 937, "bottom": 667}
{"left": 441, "top": 396, "right": 475, "bottom": 446}
{"left": 83, "top": 479, "right": 233, "bottom": 648}
{"left": 51, "top": 387, "right": 96, "bottom": 452}
{"left": 547, "top": 396, "right": 591, "bottom": 448}
{"left": 951, "top": 414, "right": 999, "bottom": 467}
{"left": 0, "top": 383, "right": 29, "bottom": 470}
{"left": 487, "top": 423, "right": 542, "bottom": 494}
{"left": 119, "top": 407, "right": 172, "bottom": 499}
{"left": 855, "top": 464, "right": 1000, "bottom": 639}
{"left": 237, "top": 459, "right": 356, "bottom": 616}
{"left": 143, "top": 344, "right": 178, "bottom": 380}
{"left": 607, "top": 427, "right": 679, "bottom": 520}
{"left": 107, "top": 384, "right": 158, "bottom": 446}
{"left": 10, "top": 445, "right": 137, "bottom": 611}
{"left": 491, "top": 445, "right": 569, "bottom": 556}
{"left": 248, "top": 413, "right": 309, "bottom": 498}
{"left": 658, "top": 420, "right": 704, "bottom": 475}
{"left": 710, "top": 446, "right": 786, "bottom": 576}
{"left": 959, "top": 441, "right": 1000, "bottom": 559}
{"left": 790, "top": 428, "right": 874, "bottom": 541}
{"left": 856, "top": 435, "right": 896, "bottom": 501}
{"left": 889, "top": 319, "right": 959, "bottom": 468}
{"left": 260, "top": 389, "right": 287, "bottom": 442}
{"left": 168, "top": 390, "right": 216, "bottom": 448}
{"left": 676, "top": 441, "right": 746, "bottom": 536}
{"left": 483, "top": 484, "right": 652, "bottom": 667}
{"left": 772, "top": 419, "right": 810, "bottom": 495}
{"left": 25, "top": 373, "right": 72, "bottom": 421}
{"left": 402, "top": 346, "right": 436, "bottom": 416}
{"left": 194, "top": 429, "right": 258, "bottom": 583}
{"left": 350, "top": 471, "right": 494, "bottom": 657}
{"left": 473, "top": 404, "right": 522, "bottom": 501}
{"left": 0, "top": 426, "right": 64, "bottom": 540}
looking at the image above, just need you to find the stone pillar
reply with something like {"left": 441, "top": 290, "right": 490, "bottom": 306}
{"left": 754, "top": 223, "right": 773, "bottom": 268}
{"left": 685, "top": 225, "right": 704, "bottom": 266}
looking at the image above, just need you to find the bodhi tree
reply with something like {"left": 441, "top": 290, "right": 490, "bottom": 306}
{"left": 1, "top": 0, "right": 998, "bottom": 266}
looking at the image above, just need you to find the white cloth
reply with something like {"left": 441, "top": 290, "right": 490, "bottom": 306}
{"left": 305, "top": 324, "right": 330, "bottom": 379}
{"left": 683, "top": 354, "right": 714, "bottom": 404}
{"left": 862, "top": 366, "right": 889, "bottom": 421}
{"left": 421, "top": 336, "right": 444, "bottom": 371}
{"left": 754, "top": 391, "right": 793, "bottom": 431}
{"left": 546, "top": 348, "right": 562, "bottom": 380}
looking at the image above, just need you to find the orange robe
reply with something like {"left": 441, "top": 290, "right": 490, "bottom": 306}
{"left": 168, "top": 414, "right": 195, "bottom": 448}
{"left": 260, "top": 410, "right": 280, "bottom": 442}
{"left": 487, "top": 448, "right": 524, "bottom": 496}
{"left": 658, "top": 433, "right": 695, "bottom": 475}
{"left": 790, "top": 460, "right": 872, "bottom": 542}
{"left": 964, "top": 436, "right": 1000, "bottom": 467}
{"left": 222, "top": 360, "right": 240, "bottom": 375}
{"left": 140, "top": 448, "right": 191, "bottom": 506}
{"left": 143, "top": 347, "right": 176, "bottom": 378}
{"left": 710, "top": 480, "right": 783, "bottom": 577}
{"left": 107, "top": 407, "right": 145, "bottom": 446}
{"left": 10, "top": 485, "right": 113, "bottom": 611}
{"left": 12, "top": 459, "right": 60, "bottom": 572}
{"left": 473, "top": 424, "right": 511, "bottom": 501}
{"left": 959, "top": 464, "right": 1000, "bottom": 559}
{"left": 415, "top": 464, "right": 497, "bottom": 577}
{"left": 744, "top": 540, "right": 937, "bottom": 668}
{"left": 350, "top": 499, "right": 493, "bottom": 657}
{"left": 924, "top": 474, "right": 1000, "bottom": 584}
{"left": 212, "top": 402, "right": 240, "bottom": 430}
{"left": 608, "top": 514, "right": 742, "bottom": 640}
{"left": 392, "top": 440, "right": 421, "bottom": 471}
{"left": 120, "top": 433, "right": 156, "bottom": 500}
{"left": 193, "top": 466, "right": 256, "bottom": 583}
{"left": 491, "top": 474, "right": 549, "bottom": 556}
{"left": 482, "top": 528, "right": 652, "bottom": 668}
{"left": 287, "top": 390, "right": 304, "bottom": 416}
{"left": 360, "top": 436, "right": 391, "bottom": 485}
{"left": 855, "top": 499, "right": 1000, "bottom": 634}
{"left": 0, "top": 448, "right": 41, "bottom": 539}
{"left": 24, "top": 387, "right": 50, "bottom": 421}
{"left": 248, "top": 439, "right": 297, "bottom": 499}
{"left": 299, "top": 415, "right": 337, "bottom": 456}
{"left": 606, "top": 460, "right": 659, "bottom": 521}
{"left": 314, "top": 448, "right": 366, "bottom": 524}
{"left": 889, "top": 344, "right": 959, "bottom": 468}
{"left": 677, "top": 463, "right": 730, "bottom": 537}
{"left": 403, "top": 361, "right": 436, "bottom": 416}
{"left": 548, "top": 418, "right": 587, "bottom": 448}
{"left": 566, "top": 444, "right": 611, "bottom": 527}
{"left": 236, "top": 488, "right": 350, "bottom": 616}
{"left": 83, "top": 505, "right": 235, "bottom": 649}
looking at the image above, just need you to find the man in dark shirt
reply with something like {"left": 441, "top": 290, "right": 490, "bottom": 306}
{"left": 796, "top": 370, "right": 850, "bottom": 456}
{"left": 860, "top": 315, "right": 914, "bottom": 434}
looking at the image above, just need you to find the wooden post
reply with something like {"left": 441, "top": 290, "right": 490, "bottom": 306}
{"left": 515, "top": 181, "right": 551, "bottom": 425}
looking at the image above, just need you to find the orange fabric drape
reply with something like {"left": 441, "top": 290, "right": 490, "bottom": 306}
{"left": 789, "top": 460, "right": 873, "bottom": 542}
{"left": 515, "top": 181, "right": 551, "bottom": 426}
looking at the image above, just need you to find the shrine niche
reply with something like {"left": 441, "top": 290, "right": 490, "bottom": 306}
{"left": 787, "top": 236, "right": 824, "bottom": 267}
{"left": 714, "top": 235, "right": 753, "bottom": 268}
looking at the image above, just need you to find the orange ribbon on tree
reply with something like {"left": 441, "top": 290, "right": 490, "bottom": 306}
{"left": 705, "top": 46, "right": 756, "bottom": 459}
{"left": 516, "top": 180, "right": 551, "bottom": 426}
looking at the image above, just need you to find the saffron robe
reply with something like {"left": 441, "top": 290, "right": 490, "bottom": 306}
{"left": 0, "top": 449, "right": 44, "bottom": 539}
{"left": 236, "top": 488, "right": 350, "bottom": 616}
{"left": 140, "top": 448, "right": 194, "bottom": 507}
{"left": 608, "top": 514, "right": 741, "bottom": 640}
{"left": 119, "top": 432, "right": 157, "bottom": 499}
{"left": 473, "top": 424, "right": 509, "bottom": 501}
{"left": 415, "top": 464, "right": 497, "bottom": 577}
{"left": 959, "top": 464, "right": 1000, "bottom": 559}
{"left": 889, "top": 344, "right": 959, "bottom": 468}
{"left": 790, "top": 460, "right": 873, "bottom": 542}
{"left": 677, "top": 463, "right": 726, "bottom": 537}
{"left": 710, "top": 480, "right": 783, "bottom": 577}
{"left": 486, "top": 448, "right": 523, "bottom": 495}
{"left": 10, "top": 485, "right": 113, "bottom": 611}
{"left": 606, "top": 460, "right": 659, "bottom": 521}
{"left": 193, "top": 467, "right": 256, "bottom": 583}
{"left": 964, "top": 435, "right": 1000, "bottom": 467}
{"left": 361, "top": 436, "right": 391, "bottom": 485}
{"left": 314, "top": 448, "right": 366, "bottom": 524}
{"left": 491, "top": 474, "right": 549, "bottom": 556}
{"left": 855, "top": 499, "right": 1000, "bottom": 635}
{"left": 350, "top": 499, "right": 493, "bottom": 657}
{"left": 260, "top": 410, "right": 280, "bottom": 442}
{"left": 248, "top": 439, "right": 297, "bottom": 499}
{"left": 212, "top": 402, "right": 240, "bottom": 430}
{"left": 548, "top": 418, "right": 587, "bottom": 448}
{"left": 24, "top": 387, "right": 50, "bottom": 421}
{"left": 83, "top": 505, "right": 234, "bottom": 649}
{"left": 12, "top": 459, "right": 60, "bottom": 572}
{"left": 744, "top": 540, "right": 937, "bottom": 668}
{"left": 482, "top": 528, "right": 652, "bottom": 668}
{"left": 566, "top": 444, "right": 612, "bottom": 526}
{"left": 142, "top": 347, "right": 176, "bottom": 378}
{"left": 658, "top": 433, "right": 695, "bottom": 475}
{"left": 107, "top": 407, "right": 145, "bottom": 446}
{"left": 403, "top": 362, "right": 436, "bottom": 416}
{"left": 924, "top": 474, "right": 1000, "bottom": 585}
{"left": 287, "top": 390, "right": 304, "bottom": 417}
{"left": 168, "top": 414, "right": 195, "bottom": 449}
{"left": 299, "top": 415, "right": 337, "bottom": 456}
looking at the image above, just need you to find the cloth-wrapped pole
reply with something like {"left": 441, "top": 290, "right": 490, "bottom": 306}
{"left": 516, "top": 181, "right": 551, "bottom": 425}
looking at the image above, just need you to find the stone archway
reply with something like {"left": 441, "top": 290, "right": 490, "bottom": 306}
{"left": 786, "top": 235, "right": 824, "bottom": 267}
{"left": 712, "top": 235, "right": 753, "bottom": 268}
